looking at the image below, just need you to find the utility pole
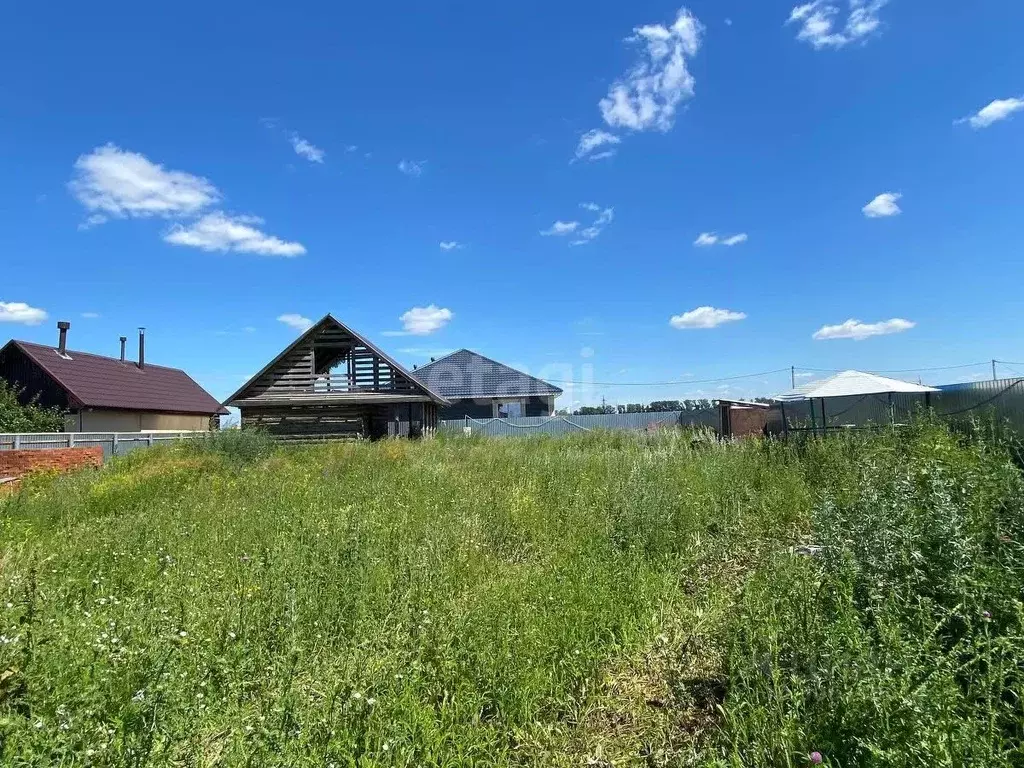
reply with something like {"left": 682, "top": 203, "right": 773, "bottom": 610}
{"left": 993, "top": 360, "right": 998, "bottom": 381}
{"left": 791, "top": 366, "right": 796, "bottom": 388}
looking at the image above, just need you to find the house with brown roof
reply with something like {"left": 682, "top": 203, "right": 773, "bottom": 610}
{"left": 0, "top": 321, "right": 227, "bottom": 432}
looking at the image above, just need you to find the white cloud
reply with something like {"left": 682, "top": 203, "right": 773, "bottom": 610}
{"left": 862, "top": 191, "right": 902, "bottom": 218}
{"left": 398, "top": 160, "right": 425, "bottom": 177}
{"left": 959, "top": 97, "right": 1024, "bottom": 129}
{"left": 69, "top": 144, "right": 219, "bottom": 221}
{"left": 812, "top": 317, "right": 915, "bottom": 340}
{"left": 278, "top": 314, "right": 313, "bottom": 332}
{"left": 599, "top": 9, "right": 703, "bottom": 133}
{"left": 439, "top": 241, "right": 463, "bottom": 251}
{"left": 787, "top": 0, "right": 890, "bottom": 49}
{"left": 164, "top": 212, "right": 306, "bottom": 257}
{"left": 669, "top": 306, "right": 747, "bottom": 329}
{"left": 0, "top": 301, "right": 48, "bottom": 325}
{"left": 694, "top": 231, "right": 747, "bottom": 246}
{"left": 81, "top": 312, "right": 101, "bottom": 319}
{"left": 570, "top": 205, "right": 614, "bottom": 246}
{"left": 393, "top": 305, "right": 453, "bottom": 336}
{"left": 290, "top": 134, "right": 325, "bottom": 163}
{"left": 575, "top": 129, "right": 621, "bottom": 161}
{"left": 541, "top": 220, "right": 580, "bottom": 236}
{"left": 345, "top": 145, "right": 359, "bottom": 153}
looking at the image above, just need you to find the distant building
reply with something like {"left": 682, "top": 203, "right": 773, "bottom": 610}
{"left": 0, "top": 322, "right": 227, "bottom": 432}
{"left": 411, "top": 349, "right": 562, "bottom": 420}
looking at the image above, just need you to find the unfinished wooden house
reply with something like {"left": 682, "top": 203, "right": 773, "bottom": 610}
{"left": 224, "top": 315, "right": 447, "bottom": 439}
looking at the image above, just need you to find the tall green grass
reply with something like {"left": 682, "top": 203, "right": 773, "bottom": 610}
{"left": 0, "top": 425, "right": 1020, "bottom": 766}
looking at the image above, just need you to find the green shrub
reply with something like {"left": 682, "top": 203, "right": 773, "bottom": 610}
{"left": 0, "top": 380, "right": 65, "bottom": 432}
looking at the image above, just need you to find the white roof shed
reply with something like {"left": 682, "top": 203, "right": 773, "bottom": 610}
{"left": 774, "top": 370, "right": 938, "bottom": 402}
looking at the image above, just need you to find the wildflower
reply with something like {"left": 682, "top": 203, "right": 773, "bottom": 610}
{"left": 178, "top": 630, "right": 188, "bottom": 638}
{"left": 982, "top": 610, "right": 992, "bottom": 620}
{"left": 132, "top": 690, "right": 145, "bottom": 702}
{"left": 810, "top": 752, "right": 823, "bottom": 765}
{"left": 34, "top": 719, "right": 44, "bottom": 729}
{"left": 352, "top": 691, "right": 362, "bottom": 700}
{"left": 366, "top": 697, "right": 376, "bottom": 706}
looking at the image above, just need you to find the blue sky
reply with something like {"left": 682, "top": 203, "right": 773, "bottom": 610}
{"left": 2, "top": 1, "right": 1023, "bottom": 408}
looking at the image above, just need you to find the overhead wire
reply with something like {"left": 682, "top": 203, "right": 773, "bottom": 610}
{"left": 543, "top": 367, "right": 790, "bottom": 387}
{"left": 538, "top": 360, "right": 1023, "bottom": 388}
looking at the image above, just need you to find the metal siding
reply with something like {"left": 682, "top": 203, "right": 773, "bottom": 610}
{"left": 0, "top": 432, "right": 200, "bottom": 460}
{"left": 775, "top": 378, "right": 1024, "bottom": 434}
{"left": 439, "top": 409, "right": 720, "bottom": 437}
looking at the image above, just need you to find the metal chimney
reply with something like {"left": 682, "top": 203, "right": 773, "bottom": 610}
{"left": 119, "top": 336, "right": 127, "bottom": 362}
{"left": 57, "top": 321, "right": 70, "bottom": 356}
{"left": 138, "top": 328, "right": 146, "bottom": 370}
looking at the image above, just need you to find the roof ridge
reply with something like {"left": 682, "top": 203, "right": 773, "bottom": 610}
{"left": 14, "top": 340, "right": 185, "bottom": 373}
{"left": 411, "top": 348, "right": 468, "bottom": 371}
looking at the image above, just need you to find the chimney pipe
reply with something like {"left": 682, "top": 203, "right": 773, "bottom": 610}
{"left": 138, "top": 328, "right": 146, "bottom": 370}
{"left": 57, "top": 321, "right": 70, "bottom": 356}
{"left": 119, "top": 336, "right": 127, "bottom": 362}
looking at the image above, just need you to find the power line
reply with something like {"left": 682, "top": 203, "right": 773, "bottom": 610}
{"left": 796, "top": 361, "right": 990, "bottom": 374}
{"left": 545, "top": 367, "right": 790, "bottom": 387}
{"left": 544, "top": 359, "right": 1020, "bottom": 389}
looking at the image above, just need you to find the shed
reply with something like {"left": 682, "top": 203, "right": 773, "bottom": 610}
{"left": 773, "top": 370, "right": 938, "bottom": 434}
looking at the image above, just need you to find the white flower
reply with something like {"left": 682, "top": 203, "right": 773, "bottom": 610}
{"left": 178, "top": 630, "right": 188, "bottom": 638}
{"left": 351, "top": 691, "right": 362, "bottom": 700}
{"left": 366, "top": 697, "right": 376, "bottom": 706}
{"left": 132, "top": 690, "right": 145, "bottom": 702}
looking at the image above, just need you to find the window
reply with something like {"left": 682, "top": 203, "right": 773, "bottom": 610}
{"left": 497, "top": 401, "right": 522, "bottom": 418}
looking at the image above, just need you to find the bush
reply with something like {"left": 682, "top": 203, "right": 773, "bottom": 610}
{"left": 0, "top": 380, "right": 65, "bottom": 432}
{"left": 716, "top": 423, "right": 1024, "bottom": 766}
{"left": 179, "top": 427, "right": 277, "bottom": 464}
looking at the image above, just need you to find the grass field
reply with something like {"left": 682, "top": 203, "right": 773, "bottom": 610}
{"left": 0, "top": 424, "right": 1022, "bottom": 766}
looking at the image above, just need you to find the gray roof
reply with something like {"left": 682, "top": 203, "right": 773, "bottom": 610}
{"left": 410, "top": 349, "right": 562, "bottom": 400}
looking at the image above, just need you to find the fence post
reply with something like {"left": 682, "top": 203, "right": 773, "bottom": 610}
{"left": 147, "top": 433, "right": 154, "bottom": 448}
{"left": 13, "top": 434, "right": 20, "bottom": 450}
{"left": 68, "top": 432, "right": 75, "bottom": 448}
{"left": 112, "top": 433, "right": 119, "bottom": 456}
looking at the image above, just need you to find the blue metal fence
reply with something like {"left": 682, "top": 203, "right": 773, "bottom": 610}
{"left": 439, "top": 409, "right": 720, "bottom": 437}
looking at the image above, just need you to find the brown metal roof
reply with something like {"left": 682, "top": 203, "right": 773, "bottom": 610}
{"left": 8, "top": 340, "right": 229, "bottom": 415}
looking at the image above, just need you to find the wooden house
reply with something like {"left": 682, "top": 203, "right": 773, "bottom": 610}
{"left": 224, "top": 315, "right": 447, "bottom": 439}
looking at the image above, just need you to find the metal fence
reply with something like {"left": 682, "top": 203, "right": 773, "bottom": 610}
{"left": 774, "top": 377, "right": 1024, "bottom": 434}
{"left": 0, "top": 432, "right": 202, "bottom": 461}
{"left": 439, "top": 409, "right": 720, "bottom": 438}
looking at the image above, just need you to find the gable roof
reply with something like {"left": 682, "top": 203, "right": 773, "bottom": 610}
{"left": 224, "top": 314, "right": 447, "bottom": 406}
{"left": 4, "top": 340, "right": 229, "bottom": 415}
{"left": 410, "top": 349, "right": 563, "bottom": 399}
